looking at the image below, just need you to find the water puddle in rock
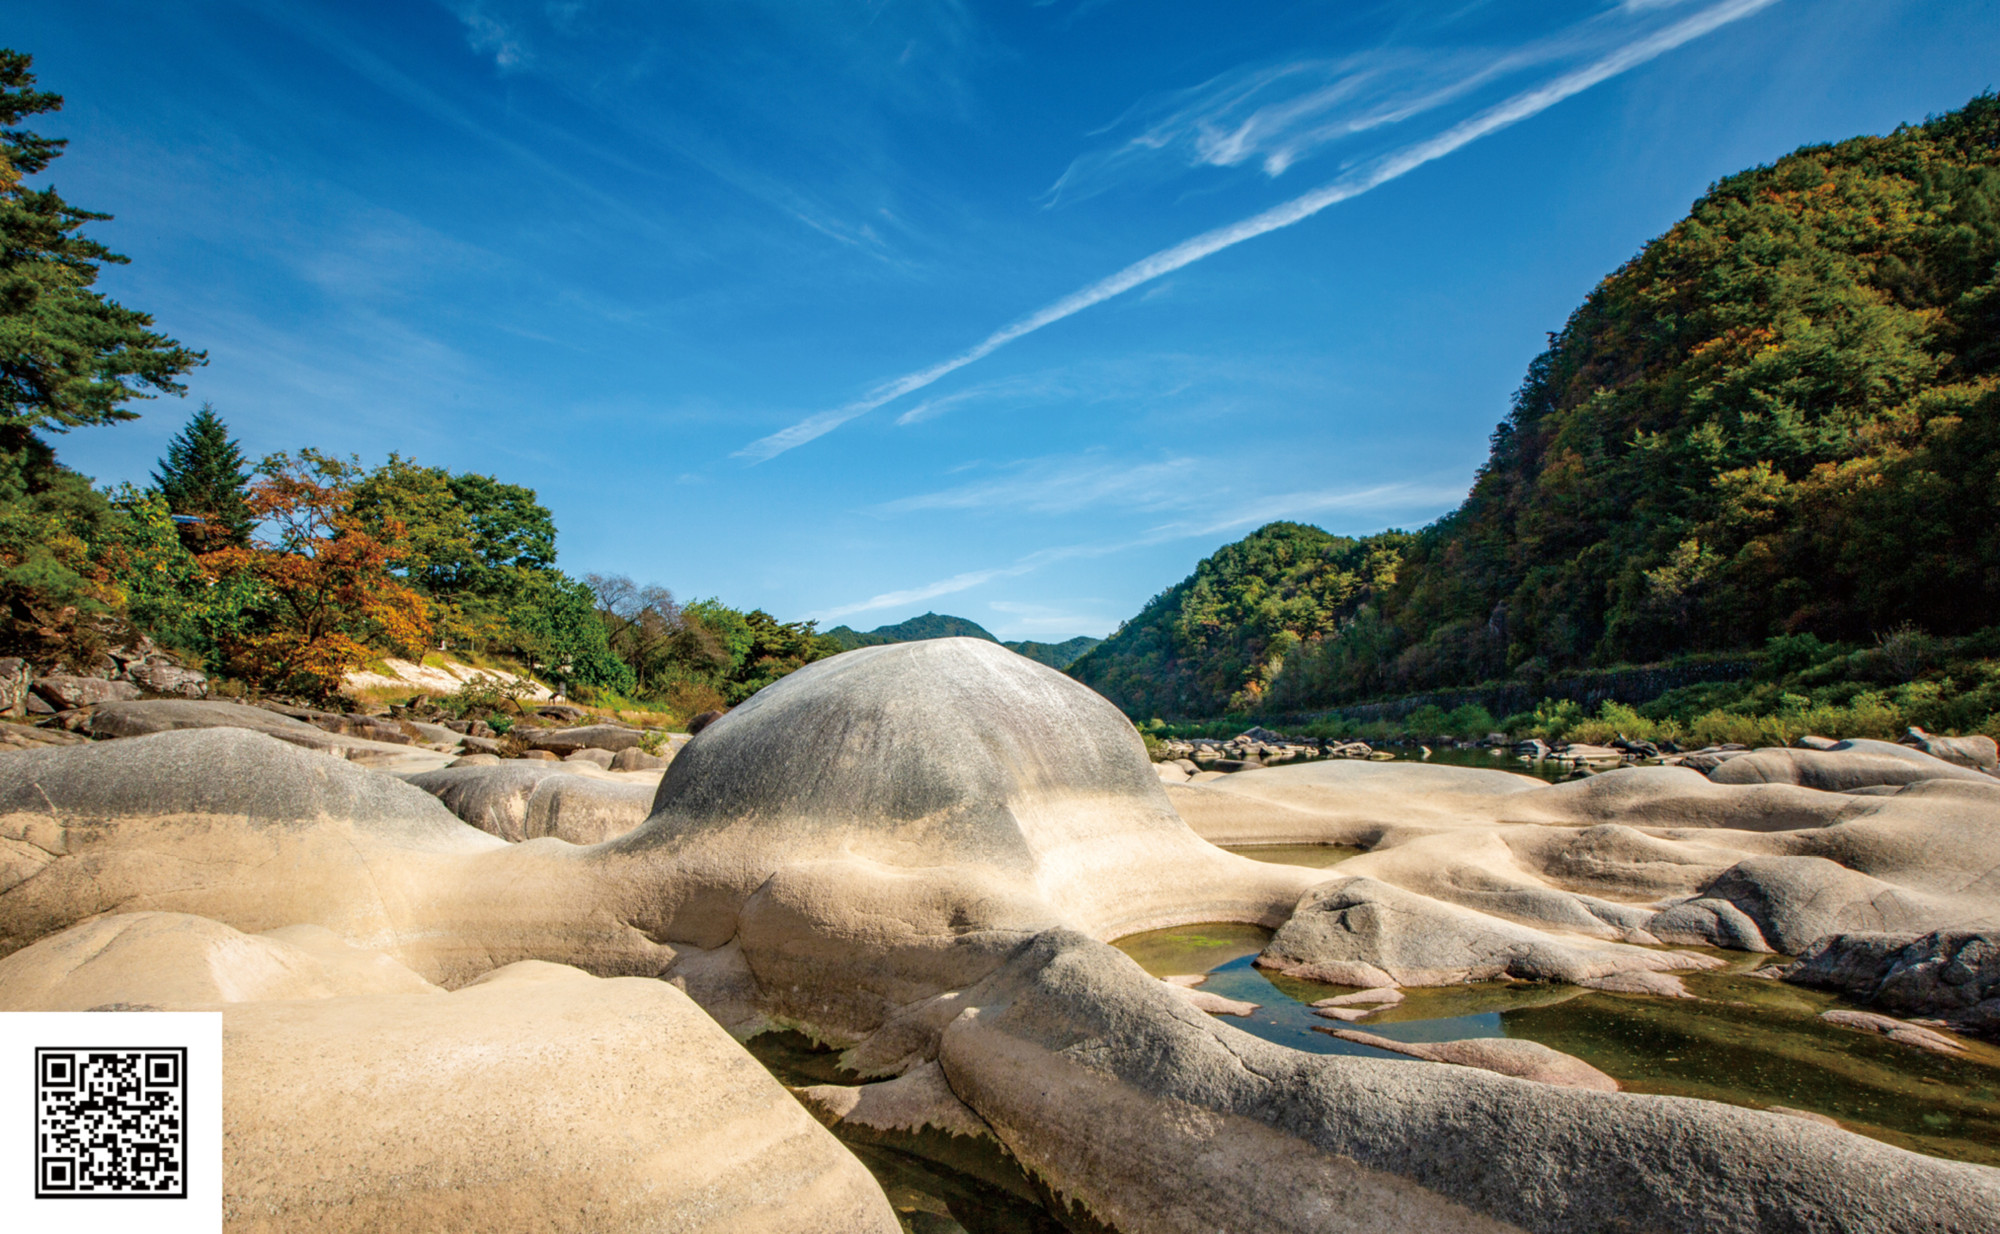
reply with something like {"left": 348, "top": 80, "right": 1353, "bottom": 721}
{"left": 1220, "top": 843, "right": 1367, "bottom": 868}
{"left": 1112, "top": 924, "right": 2000, "bottom": 1167}
{"left": 748, "top": 1030, "right": 1115, "bottom": 1234}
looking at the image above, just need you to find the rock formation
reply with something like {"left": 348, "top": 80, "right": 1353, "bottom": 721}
{"left": 2, "top": 638, "right": 1997, "bottom": 1231}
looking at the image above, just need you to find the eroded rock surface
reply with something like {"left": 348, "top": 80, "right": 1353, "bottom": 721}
{"left": 1783, "top": 930, "right": 2000, "bottom": 1040}
{"left": 4, "top": 642, "right": 1998, "bottom": 1232}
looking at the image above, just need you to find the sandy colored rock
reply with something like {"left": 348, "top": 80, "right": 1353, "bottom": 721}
{"left": 610, "top": 745, "right": 667, "bottom": 771}
{"left": 1164, "top": 980, "right": 1257, "bottom": 1016}
{"left": 223, "top": 961, "right": 900, "bottom": 1232}
{"left": 1819, "top": 1008, "right": 1968, "bottom": 1055}
{"left": 796, "top": 1060, "right": 991, "bottom": 1140}
{"left": 1901, "top": 729, "right": 1999, "bottom": 771}
{"left": 1259, "top": 874, "right": 1719, "bottom": 988}
{"left": 0, "top": 912, "right": 440, "bottom": 1009}
{"left": 1315, "top": 987, "right": 1404, "bottom": 1007}
{"left": 518, "top": 723, "right": 647, "bottom": 754}
{"left": 521, "top": 774, "right": 657, "bottom": 844}
{"left": 935, "top": 930, "right": 2000, "bottom": 1234}
{"left": 403, "top": 761, "right": 572, "bottom": 840}
{"left": 1169, "top": 761, "right": 2000, "bottom": 965}
{"left": 625, "top": 638, "right": 1320, "bottom": 943}
{"left": 1320, "top": 1028, "right": 1621, "bottom": 1091}
{"left": 1708, "top": 738, "right": 1989, "bottom": 791}
{"left": 0, "top": 728, "right": 667, "bottom": 985}
{"left": 86, "top": 699, "right": 453, "bottom": 770}
{"left": 564, "top": 746, "right": 616, "bottom": 768}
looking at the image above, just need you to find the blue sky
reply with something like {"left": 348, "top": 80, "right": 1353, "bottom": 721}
{"left": 12, "top": 0, "right": 1998, "bottom": 639}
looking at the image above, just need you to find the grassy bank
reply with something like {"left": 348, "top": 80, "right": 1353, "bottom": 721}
{"left": 1144, "top": 629, "right": 2000, "bottom": 747}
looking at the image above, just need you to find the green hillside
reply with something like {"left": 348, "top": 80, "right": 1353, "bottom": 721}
{"left": 1005, "top": 636, "right": 1104, "bottom": 670}
{"left": 1071, "top": 94, "right": 2000, "bottom": 722}
{"left": 825, "top": 612, "right": 1001, "bottom": 649}
{"left": 827, "top": 611, "right": 1101, "bottom": 669}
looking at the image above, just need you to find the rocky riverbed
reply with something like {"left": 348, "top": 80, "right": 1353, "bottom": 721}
{"left": 0, "top": 636, "right": 1996, "bottom": 1231}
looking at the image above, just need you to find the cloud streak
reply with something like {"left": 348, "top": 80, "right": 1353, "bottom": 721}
{"left": 737, "top": 0, "right": 1776, "bottom": 463}
{"left": 816, "top": 478, "right": 1465, "bottom": 620}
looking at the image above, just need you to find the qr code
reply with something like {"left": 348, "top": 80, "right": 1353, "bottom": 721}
{"left": 35, "top": 1047, "right": 187, "bottom": 1198}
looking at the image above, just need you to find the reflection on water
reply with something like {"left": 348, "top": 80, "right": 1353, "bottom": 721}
{"left": 1112, "top": 923, "right": 2000, "bottom": 1167}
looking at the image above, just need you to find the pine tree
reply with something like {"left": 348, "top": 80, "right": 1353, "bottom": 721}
{"left": 0, "top": 50, "right": 203, "bottom": 449}
{"left": 152, "top": 403, "right": 252, "bottom": 549}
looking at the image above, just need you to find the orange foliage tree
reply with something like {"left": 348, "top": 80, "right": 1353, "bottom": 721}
{"left": 202, "top": 450, "right": 431, "bottom": 699}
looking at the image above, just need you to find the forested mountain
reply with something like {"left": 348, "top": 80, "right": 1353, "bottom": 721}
{"left": 826, "top": 612, "right": 1001, "bottom": 648}
{"left": 827, "top": 611, "right": 1102, "bottom": 668}
{"left": 1071, "top": 94, "right": 2000, "bottom": 719}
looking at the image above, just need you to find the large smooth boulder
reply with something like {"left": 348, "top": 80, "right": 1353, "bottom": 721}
{"left": 221, "top": 961, "right": 899, "bottom": 1232}
{"left": 1258, "top": 874, "right": 1719, "bottom": 990}
{"left": 619, "top": 638, "right": 1317, "bottom": 945}
{"left": 1708, "top": 738, "right": 1990, "bottom": 790}
{"left": 402, "top": 761, "right": 573, "bottom": 840}
{"left": 0, "top": 728, "right": 664, "bottom": 984}
{"left": 523, "top": 775, "right": 657, "bottom": 844}
{"left": 405, "top": 763, "right": 657, "bottom": 844}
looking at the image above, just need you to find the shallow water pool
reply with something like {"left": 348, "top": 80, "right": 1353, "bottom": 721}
{"left": 1112, "top": 923, "right": 2000, "bottom": 1166}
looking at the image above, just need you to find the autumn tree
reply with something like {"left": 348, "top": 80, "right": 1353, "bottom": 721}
{"left": 204, "top": 450, "right": 431, "bottom": 699}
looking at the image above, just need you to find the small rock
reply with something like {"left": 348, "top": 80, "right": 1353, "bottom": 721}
{"left": 610, "top": 746, "right": 666, "bottom": 772}
{"left": 1164, "top": 982, "right": 1257, "bottom": 1017}
{"left": 448, "top": 753, "right": 502, "bottom": 768}
{"left": 1577, "top": 971, "right": 1691, "bottom": 998}
{"left": 1312, "top": 1006, "right": 1377, "bottom": 1022}
{"left": 564, "top": 748, "right": 616, "bottom": 769}
{"left": 1321, "top": 1029, "right": 1620, "bottom": 1091}
{"left": 687, "top": 709, "right": 725, "bottom": 735}
{"left": 1313, "top": 988, "right": 1405, "bottom": 1008}
{"left": 519, "top": 750, "right": 559, "bottom": 762}
{"left": 1819, "top": 1009, "right": 1967, "bottom": 1055}
{"left": 32, "top": 675, "right": 141, "bottom": 710}
{"left": 461, "top": 734, "right": 502, "bottom": 756}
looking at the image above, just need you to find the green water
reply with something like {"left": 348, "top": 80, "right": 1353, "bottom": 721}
{"left": 1111, "top": 923, "right": 2000, "bottom": 1167}
{"left": 1221, "top": 843, "right": 1367, "bottom": 868}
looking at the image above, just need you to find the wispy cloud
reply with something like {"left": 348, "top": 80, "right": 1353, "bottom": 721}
{"left": 815, "top": 477, "right": 1464, "bottom": 620}
{"left": 448, "top": 2, "right": 530, "bottom": 69}
{"left": 737, "top": 0, "right": 1777, "bottom": 464}
{"left": 875, "top": 456, "right": 1198, "bottom": 516}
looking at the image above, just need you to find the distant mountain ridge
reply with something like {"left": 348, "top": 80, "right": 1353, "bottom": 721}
{"left": 1069, "top": 95, "right": 2000, "bottom": 719}
{"left": 825, "top": 612, "right": 1102, "bottom": 670}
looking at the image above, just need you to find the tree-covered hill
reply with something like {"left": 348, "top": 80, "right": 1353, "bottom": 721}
{"left": 1072, "top": 94, "right": 2000, "bottom": 720}
{"left": 827, "top": 611, "right": 1102, "bottom": 668}
{"left": 826, "top": 612, "right": 1001, "bottom": 648}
